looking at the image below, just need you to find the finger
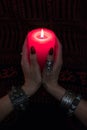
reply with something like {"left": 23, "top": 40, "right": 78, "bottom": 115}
{"left": 21, "top": 37, "right": 29, "bottom": 67}
{"left": 53, "top": 38, "right": 63, "bottom": 71}
{"left": 30, "top": 46, "right": 39, "bottom": 67}
{"left": 47, "top": 47, "right": 54, "bottom": 61}
{"left": 44, "top": 48, "right": 54, "bottom": 74}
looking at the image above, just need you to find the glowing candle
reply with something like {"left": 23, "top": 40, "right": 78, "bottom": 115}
{"left": 27, "top": 28, "right": 58, "bottom": 71}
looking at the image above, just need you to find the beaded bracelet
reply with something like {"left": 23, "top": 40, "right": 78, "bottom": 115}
{"left": 60, "top": 90, "right": 81, "bottom": 116}
{"left": 9, "top": 86, "right": 29, "bottom": 111}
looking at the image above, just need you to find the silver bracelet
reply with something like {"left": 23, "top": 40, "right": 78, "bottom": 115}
{"left": 9, "top": 86, "right": 29, "bottom": 111}
{"left": 60, "top": 90, "right": 81, "bottom": 116}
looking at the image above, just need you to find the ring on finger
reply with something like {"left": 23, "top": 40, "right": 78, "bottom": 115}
{"left": 46, "top": 60, "right": 54, "bottom": 73}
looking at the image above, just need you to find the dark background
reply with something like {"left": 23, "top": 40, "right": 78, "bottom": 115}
{"left": 0, "top": 0, "right": 87, "bottom": 129}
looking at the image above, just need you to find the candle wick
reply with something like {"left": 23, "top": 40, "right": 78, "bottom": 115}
{"left": 40, "top": 29, "right": 44, "bottom": 38}
{"left": 40, "top": 36, "right": 44, "bottom": 39}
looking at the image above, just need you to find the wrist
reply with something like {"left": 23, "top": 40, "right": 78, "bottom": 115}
{"left": 22, "top": 82, "right": 39, "bottom": 97}
{"left": 46, "top": 83, "right": 66, "bottom": 101}
{"left": 9, "top": 86, "right": 29, "bottom": 111}
{"left": 22, "top": 85, "right": 32, "bottom": 97}
{"left": 55, "top": 85, "right": 66, "bottom": 101}
{"left": 60, "top": 90, "right": 81, "bottom": 116}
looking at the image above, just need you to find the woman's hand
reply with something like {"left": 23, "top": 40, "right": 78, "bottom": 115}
{"left": 21, "top": 39, "right": 41, "bottom": 97}
{"left": 42, "top": 39, "right": 65, "bottom": 100}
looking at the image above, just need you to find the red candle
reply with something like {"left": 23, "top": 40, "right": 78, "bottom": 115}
{"left": 27, "top": 28, "right": 58, "bottom": 71}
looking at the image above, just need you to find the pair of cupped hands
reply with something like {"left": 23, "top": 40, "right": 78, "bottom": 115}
{"left": 21, "top": 37, "right": 63, "bottom": 99}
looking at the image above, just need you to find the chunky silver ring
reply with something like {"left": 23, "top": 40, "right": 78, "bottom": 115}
{"left": 46, "top": 60, "right": 54, "bottom": 73}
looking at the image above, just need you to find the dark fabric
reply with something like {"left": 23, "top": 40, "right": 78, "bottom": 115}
{"left": 0, "top": 103, "right": 87, "bottom": 130}
{"left": 0, "top": 0, "right": 87, "bottom": 129}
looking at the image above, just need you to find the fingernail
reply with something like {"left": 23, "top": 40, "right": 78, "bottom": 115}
{"left": 49, "top": 48, "right": 53, "bottom": 55}
{"left": 31, "top": 46, "right": 36, "bottom": 54}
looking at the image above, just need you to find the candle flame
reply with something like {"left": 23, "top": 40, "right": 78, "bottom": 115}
{"left": 40, "top": 29, "right": 44, "bottom": 38}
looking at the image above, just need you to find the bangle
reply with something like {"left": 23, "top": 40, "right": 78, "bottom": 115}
{"left": 9, "top": 86, "right": 29, "bottom": 111}
{"left": 60, "top": 90, "right": 81, "bottom": 116}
